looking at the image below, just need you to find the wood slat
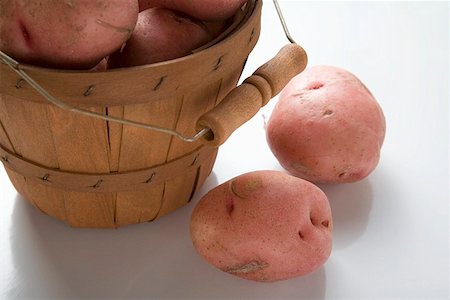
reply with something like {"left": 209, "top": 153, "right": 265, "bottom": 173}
{"left": 46, "top": 105, "right": 115, "bottom": 228}
{"left": 157, "top": 171, "right": 198, "bottom": 217}
{"left": 154, "top": 79, "right": 224, "bottom": 218}
{"left": 158, "top": 71, "right": 241, "bottom": 217}
{"left": 0, "top": 95, "right": 66, "bottom": 220}
{"left": 166, "top": 81, "right": 221, "bottom": 161}
{"left": 46, "top": 106, "right": 111, "bottom": 172}
{"left": 113, "top": 97, "right": 182, "bottom": 226}
{"left": 4, "top": 169, "right": 35, "bottom": 208}
{"left": 11, "top": 169, "right": 68, "bottom": 222}
{"left": 0, "top": 111, "right": 38, "bottom": 209}
{"left": 196, "top": 148, "right": 218, "bottom": 195}
{"left": 0, "top": 96, "right": 59, "bottom": 167}
{"left": 0, "top": 114, "right": 15, "bottom": 152}
{"left": 165, "top": 67, "right": 241, "bottom": 163}
{"left": 118, "top": 99, "right": 182, "bottom": 170}
{"left": 106, "top": 106, "right": 124, "bottom": 173}
{"left": 114, "top": 186, "right": 163, "bottom": 226}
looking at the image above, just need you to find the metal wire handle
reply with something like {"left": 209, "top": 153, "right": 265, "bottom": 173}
{"left": 273, "top": 0, "right": 296, "bottom": 44}
{"left": 0, "top": 51, "right": 210, "bottom": 142}
{"left": 0, "top": 0, "right": 295, "bottom": 143}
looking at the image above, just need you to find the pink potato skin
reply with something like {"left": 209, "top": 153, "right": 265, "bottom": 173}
{"left": 138, "top": 0, "right": 247, "bottom": 21}
{"left": 138, "top": 0, "right": 230, "bottom": 38}
{"left": 203, "top": 20, "right": 230, "bottom": 38}
{"left": 266, "top": 66, "right": 386, "bottom": 184}
{"left": 190, "top": 171, "right": 332, "bottom": 282}
{"left": 0, "top": 0, "right": 138, "bottom": 69}
{"left": 107, "top": 8, "right": 212, "bottom": 68}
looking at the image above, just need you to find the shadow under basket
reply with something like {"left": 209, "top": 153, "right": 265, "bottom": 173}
{"left": 0, "top": 0, "right": 307, "bottom": 228}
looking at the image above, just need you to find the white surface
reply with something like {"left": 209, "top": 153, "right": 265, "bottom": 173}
{"left": 0, "top": 1, "right": 449, "bottom": 299}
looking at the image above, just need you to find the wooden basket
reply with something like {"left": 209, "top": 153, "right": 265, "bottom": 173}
{"left": 0, "top": 0, "right": 307, "bottom": 228}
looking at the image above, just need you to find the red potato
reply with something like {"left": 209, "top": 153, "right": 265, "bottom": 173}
{"left": 0, "top": 0, "right": 138, "bottom": 69}
{"left": 108, "top": 8, "right": 212, "bottom": 68}
{"left": 138, "top": 0, "right": 247, "bottom": 21}
{"left": 190, "top": 171, "right": 333, "bottom": 282}
{"left": 138, "top": 0, "right": 230, "bottom": 38}
{"left": 138, "top": 0, "right": 158, "bottom": 11}
{"left": 266, "top": 65, "right": 386, "bottom": 183}
{"left": 203, "top": 20, "right": 230, "bottom": 39}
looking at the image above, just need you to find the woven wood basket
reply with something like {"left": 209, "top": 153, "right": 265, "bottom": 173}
{"left": 0, "top": 0, "right": 307, "bottom": 228}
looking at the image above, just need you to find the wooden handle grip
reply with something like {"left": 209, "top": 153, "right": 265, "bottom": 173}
{"left": 197, "top": 43, "right": 308, "bottom": 147}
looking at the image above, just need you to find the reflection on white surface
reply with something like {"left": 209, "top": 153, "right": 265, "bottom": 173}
{"left": 0, "top": 1, "right": 449, "bottom": 299}
{"left": 319, "top": 180, "right": 373, "bottom": 250}
{"left": 5, "top": 182, "right": 327, "bottom": 300}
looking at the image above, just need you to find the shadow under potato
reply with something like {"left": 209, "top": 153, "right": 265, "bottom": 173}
{"left": 319, "top": 179, "right": 374, "bottom": 250}
{"left": 7, "top": 172, "right": 327, "bottom": 300}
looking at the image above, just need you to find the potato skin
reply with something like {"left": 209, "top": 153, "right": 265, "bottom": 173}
{"left": 0, "top": 0, "right": 138, "bottom": 69}
{"left": 108, "top": 8, "right": 212, "bottom": 68}
{"left": 266, "top": 65, "right": 386, "bottom": 183}
{"left": 139, "top": 0, "right": 247, "bottom": 21}
{"left": 190, "top": 171, "right": 332, "bottom": 282}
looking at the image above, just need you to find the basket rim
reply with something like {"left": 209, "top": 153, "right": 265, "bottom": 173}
{"left": 0, "top": 0, "right": 262, "bottom": 107}
{"left": 9, "top": 0, "right": 261, "bottom": 75}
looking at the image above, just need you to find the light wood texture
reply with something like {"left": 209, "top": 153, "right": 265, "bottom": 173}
{"left": 0, "top": 143, "right": 216, "bottom": 193}
{"left": 156, "top": 172, "right": 198, "bottom": 218}
{"left": 106, "top": 106, "right": 124, "bottom": 173}
{"left": 0, "top": 112, "right": 14, "bottom": 151}
{"left": 0, "top": 1, "right": 270, "bottom": 228}
{"left": 113, "top": 98, "right": 181, "bottom": 226}
{"left": 0, "top": 109, "right": 37, "bottom": 209}
{"left": 46, "top": 105, "right": 115, "bottom": 228}
{"left": 197, "top": 43, "right": 308, "bottom": 146}
{"left": 0, "top": 95, "right": 66, "bottom": 220}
